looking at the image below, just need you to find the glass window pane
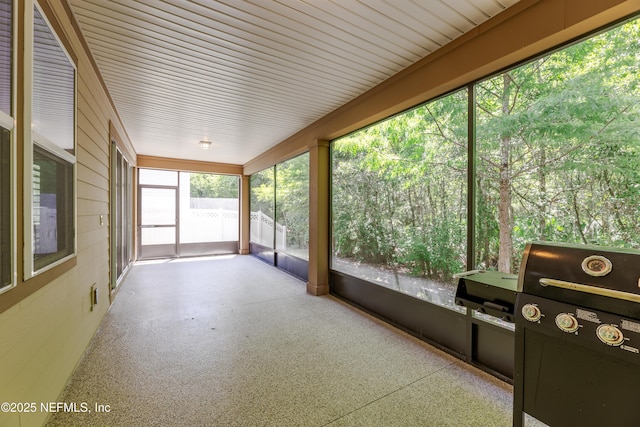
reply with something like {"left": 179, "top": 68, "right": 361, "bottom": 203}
{"left": 140, "top": 188, "right": 176, "bottom": 225}
{"left": 139, "top": 168, "right": 178, "bottom": 186}
{"left": 275, "top": 153, "right": 309, "bottom": 260}
{"left": 332, "top": 89, "right": 468, "bottom": 310}
{"left": 115, "top": 151, "right": 124, "bottom": 277}
{"left": 1, "top": 126, "right": 10, "bottom": 288}
{"left": 474, "top": 18, "right": 640, "bottom": 275}
{"left": 33, "top": 145, "right": 73, "bottom": 271}
{"left": 0, "top": 0, "right": 12, "bottom": 116}
{"left": 115, "top": 148, "right": 132, "bottom": 282}
{"left": 33, "top": 5, "right": 74, "bottom": 152}
{"left": 180, "top": 172, "right": 239, "bottom": 243}
{"left": 250, "top": 167, "right": 275, "bottom": 248}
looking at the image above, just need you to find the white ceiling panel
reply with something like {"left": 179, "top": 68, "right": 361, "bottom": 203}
{"left": 68, "top": 0, "right": 521, "bottom": 166}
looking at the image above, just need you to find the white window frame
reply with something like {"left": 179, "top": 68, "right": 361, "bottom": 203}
{"left": 0, "top": 0, "right": 17, "bottom": 294}
{"left": 23, "top": 0, "right": 77, "bottom": 279}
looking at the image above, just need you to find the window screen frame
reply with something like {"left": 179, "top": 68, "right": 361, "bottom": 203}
{"left": 0, "top": 0, "right": 16, "bottom": 294}
{"left": 23, "top": 0, "right": 77, "bottom": 279}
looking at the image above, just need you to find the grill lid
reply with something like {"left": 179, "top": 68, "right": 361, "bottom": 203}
{"left": 517, "top": 242, "right": 640, "bottom": 316}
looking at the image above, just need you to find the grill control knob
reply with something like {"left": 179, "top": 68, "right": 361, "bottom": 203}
{"left": 555, "top": 313, "right": 579, "bottom": 333}
{"left": 521, "top": 304, "right": 542, "bottom": 322}
{"left": 596, "top": 324, "right": 625, "bottom": 346}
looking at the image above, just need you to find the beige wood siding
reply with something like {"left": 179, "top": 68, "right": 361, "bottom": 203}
{"left": 0, "top": 1, "right": 135, "bottom": 426}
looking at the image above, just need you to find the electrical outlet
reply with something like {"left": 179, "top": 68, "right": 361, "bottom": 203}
{"left": 90, "top": 284, "right": 98, "bottom": 311}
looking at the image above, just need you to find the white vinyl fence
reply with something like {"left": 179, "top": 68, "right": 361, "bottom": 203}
{"left": 181, "top": 208, "right": 239, "bottom": 243}
{"left": 250, "top": 211, "right": 286, "bottom": 249}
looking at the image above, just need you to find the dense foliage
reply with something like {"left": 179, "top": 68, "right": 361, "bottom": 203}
{"left": 333, "top": 91, "right": 468, "bottom": 281}
{"left": 276, "top": 153, "right": 309, "bottom": 254}
{"left": 250, "top": 168, "right": 275, "bottom": 218}
{"left": 333, "top": 18, "right": 640, "bottom": 282}
{"left": 476, "top": 20, "right": 640, "bottom": 272}
{"left": 190, "top": 173, "right": 239, "bottom": 198}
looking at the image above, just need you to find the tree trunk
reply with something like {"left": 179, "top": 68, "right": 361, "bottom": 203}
{"left": 498, "top": 73, "right": 513, "bottom": 273}
{"left": 538, "top": 146, "right": 547, "bottom": 240}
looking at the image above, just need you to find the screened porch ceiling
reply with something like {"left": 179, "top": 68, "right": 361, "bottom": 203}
{"left": 68, "top": 0, "right": 521, "bottom": 166}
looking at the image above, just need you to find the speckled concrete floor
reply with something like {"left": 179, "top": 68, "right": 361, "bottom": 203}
{"left": 46, "top": 255, "right": 544, "bottom": 427}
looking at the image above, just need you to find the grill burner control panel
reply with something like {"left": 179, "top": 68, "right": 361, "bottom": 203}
{"left": 514, "top": 243, "right": 640, "bottom": 427}
{"left": 518, "top": 293, "right": 640, "bottom": 357}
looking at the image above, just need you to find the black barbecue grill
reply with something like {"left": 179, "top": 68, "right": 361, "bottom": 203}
{"left": 513, "top": 242, "right": 640, "bottom": 427}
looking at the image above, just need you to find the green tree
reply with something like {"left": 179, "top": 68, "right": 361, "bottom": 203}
{"left": 332, "top": 17, "right": 640, "bottom": 296}
{"left": 475, "top": 19, "right": 640, "bottom": 272}
{"left": 276, "top": 153, "right": 309, "bottom": 253}
{"left": 333, "top": 89, "right": 468, "bottom": 281}
{"left": 190, "top": 173, "right": 238, "bottom": 198}
{"left": 250, "top": 168, "right": 275, "bottom": 218}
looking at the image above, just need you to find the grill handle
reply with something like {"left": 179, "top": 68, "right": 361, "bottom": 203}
{"left": 539, "top": 278, "right": 640, "bottom": 303}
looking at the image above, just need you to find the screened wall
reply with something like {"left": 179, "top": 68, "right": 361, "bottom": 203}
{"left": 333, "top": 17, "right": 640, "bottom": 309}
{"left": 250, "top": 153, "right": 309, "bottom": 279}
{"left": 331, "top": 17, "right": 640, "bottom": 376}
{"left": 138, "top": 169, "right": 239, "bottom": 259}
{"left": 333, "top": 89, "right": 468, "bottom": 310}
{"left": 250, "top": 167, "right": 275, "bottom": 250}
{"left": 474, "top": 21, "right": 640, "bottom": 274}
{"left": 276, "top": 153, "right": 309, "bottom": 261}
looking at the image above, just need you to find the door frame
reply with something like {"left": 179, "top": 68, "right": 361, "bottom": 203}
{"left": 137, "top": 179, "right": 179, "bottom": 259}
